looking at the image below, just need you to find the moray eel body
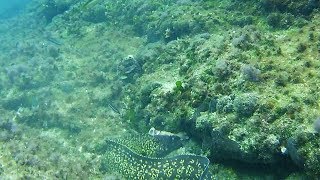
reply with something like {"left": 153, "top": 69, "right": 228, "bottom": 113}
{"left": 101, "top": 139, "right": 212, "bottom": 179}
{"left": 110, "top": 134, "right": 183, "bottom": 157}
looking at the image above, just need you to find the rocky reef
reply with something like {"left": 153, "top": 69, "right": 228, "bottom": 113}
{"left": 0, "top": 0, "right": 319, "bottom": 178}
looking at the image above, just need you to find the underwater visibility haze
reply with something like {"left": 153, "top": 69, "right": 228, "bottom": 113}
{"left": 0, "top": 0, "right": 31, "bottom": 18}
{"left": 0, "top": 0, "right": 320, "bottom": 179}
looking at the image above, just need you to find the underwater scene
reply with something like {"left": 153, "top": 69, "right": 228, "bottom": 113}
{"left": 0, "top": 0, "right": 320, "bottom": 179}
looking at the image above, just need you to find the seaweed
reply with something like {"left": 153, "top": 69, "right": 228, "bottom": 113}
{"left": 174, "top": 80, "right": 184, "bottom": 92}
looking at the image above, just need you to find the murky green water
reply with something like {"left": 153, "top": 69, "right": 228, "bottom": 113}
{"left": 0, "top": 0, "right": 319, "bottom": 179}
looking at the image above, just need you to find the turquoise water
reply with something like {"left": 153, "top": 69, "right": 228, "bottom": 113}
{"left": 0, "top": 0, "right": 319, "bottom": 179}
{"left": 0, "top": 0, "right": 31, "bottom": 18}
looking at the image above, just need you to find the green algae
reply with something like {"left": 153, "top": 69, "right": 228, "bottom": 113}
{"left": 101, "top": 139, "right": 211, "bottom": 179}
{"left": 1, "top": 0, "right": 320, "bottom": 178}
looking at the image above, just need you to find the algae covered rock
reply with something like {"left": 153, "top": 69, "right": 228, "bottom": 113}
{"left": 233, "top": 93, "right": 258, "bottom": 117}
{"left": 37, "top": 0, "right": 74, "bottom": 22}
{"left": 117, "top": 55, "right": 142, "bottom": 83}
{"left": 260, "top": 0, "right": 319, "bottom": 15}
{"left": 2, "top": 0, "right": 320, "bottom": 178}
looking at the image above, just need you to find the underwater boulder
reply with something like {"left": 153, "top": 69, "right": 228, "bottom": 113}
{"left": 38, "top": 0, "right": 72, "bottom": 22}
{"left": 260, "top": 0, "right": 320, "bottom": 16}
{"left": 117, "top": 55, "right": 142, "bottom": 83}
{"left": 286, "top": 137, "right": 305, "bottom": 168}
{"left": 207, "top": 130, "right": 280, "bottom": 164}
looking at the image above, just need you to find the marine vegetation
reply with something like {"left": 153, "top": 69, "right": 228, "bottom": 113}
{"left": 0, "top": 0, "right": 320, "bottom": 179}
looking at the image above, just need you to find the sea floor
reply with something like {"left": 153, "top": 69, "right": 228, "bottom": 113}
{"left": 0, "top": 0, "right": 319, "bottom": 179}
